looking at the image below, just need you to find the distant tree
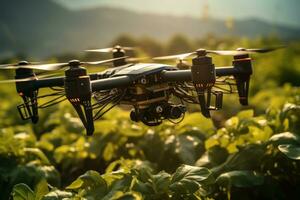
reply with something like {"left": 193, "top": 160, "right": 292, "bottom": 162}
{"left": 110, "top": 34, "right": 137, "bottom": 47}
{"left": 138, "top": 37, "right": 164, "bottom": 56}
{"left": 166, "top": 34, "right": 193, "bottom": 55}
{"left": 195, "top": 33, "right": 218, "bottom": 49}
{"left": 53, "top": 53, "right": 80, "bottom": 63}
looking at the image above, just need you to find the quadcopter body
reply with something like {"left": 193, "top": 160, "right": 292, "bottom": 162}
{"left": 0, "top": 45, "right": 283, "bottom": 135}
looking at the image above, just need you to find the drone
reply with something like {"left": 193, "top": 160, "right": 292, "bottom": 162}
{"left": 0, "top": 45, "right": 283, "bottom": 135}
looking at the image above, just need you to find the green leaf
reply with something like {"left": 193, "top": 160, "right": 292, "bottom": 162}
{"left": 177, "top": 134, "right": 204, "bottom": 165}
{"left": 237, "top": 109, "right": 254, "bottom": 119}
{"left": 169, "top": 165, "right": 211, "bottom": 194}
{"left": 103, "top": 142, "right": 115, "bottom": 161}
{"left": 113, "top": 192, "right": 142, "bottom": 200}
{"left": 225, "top": 117, "right": 239, "bottom": 129}
{"left": 151, "top": 172, "right": 172, "bottom": 192}
{"left": 12, "top": 183, "right": 35, "bottom": 200}
{"left": 67, "top": 170, "right": 106, "bottom": 190}
{"left": 36, "top": 166, "right": 60, "bottom": 187}
{"left": 208, "top": 145, "right": 229, "bottom": 166}
{"left": 278, "top": 144, "right": 300, "bottom": 160}
{"left": 66, "top": 179, "right": 83, "bottom": 190}
{"left": 102, "top": 174, "right": 133, "bottom": 200}
{"left": 211, "top": 144, "right": 265, "bottom": 177}
{"left": 133, "top": 171, "right": 171, "bottom": 194}
{"left": 281, "top": 103, "right": 300, "bottom": 120}
{"left": 66, "top": 170, "right": 107, "bottom": 198}
{"left": 216, "top": 170, "right": 264, "bottom": 188}
{"left": 268, "top": 132, "right": 300, "bottom": 146}
{"left": 34, "top": 179, "right": 49, "bottom": 200}
{"left": 24, "top": 148, "right": 50, "bottom": 165}
{"left": 42, "top": 189, "right": 73, "bottom": 200}
{"left": 176, "top": 113, "right": 214, "bottom": 134}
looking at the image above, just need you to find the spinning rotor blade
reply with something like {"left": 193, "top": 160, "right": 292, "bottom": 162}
{"left": 0, "top": 62, "right": 42, "bottom": 70}
{"left": 153, "top": 45, "right": 285, "bottom": 60}
{"left": 0, "top": 73, "right": 60, "bottom": 84}
{"left": 0, "top": 64, "right": 18, "bottom": 69}
{"left": 206, "top": 50, "right": 247, "bottom": 56}
{"left": 86, "top": 46, "right": 137, "bottom": 53}
{"left": 207, "top": 46, "right": 286, "bottom": 56}
{"left": 86, "top": 48, "right": 113, "bottom": 53}
{"left": 3, "top": 57, "right": 129, "bottom": 71}
{"left": 238, "top": 46, "right": 286, "bottom": 53}
{"left": 122, "top": 46, "right": 137, "bottom": 51}
{"left": 0, "top": 78, "right": 35, "bottom": 83}
{"left": 126, "top": 57, "right": 149, "bottom": 62}
{"left": 83, "top": 56, "right": 129, "bottom": 65}
{"left": 153, "top": 50, "right": 244, "bottom": 59}
{"left": 22, "top": 63, "right": 69, "bottom": 71}
{"left": 153, "top": 52, "right": 195, "bottom": 60}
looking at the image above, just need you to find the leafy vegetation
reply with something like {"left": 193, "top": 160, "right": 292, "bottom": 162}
{"left": 1, "top": 36, "right": 300, "bottom": 199}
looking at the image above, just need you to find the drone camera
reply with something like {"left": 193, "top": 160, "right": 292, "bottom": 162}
{"left": 64, "top": 62, "right": 94, "bottom": 135}
{"left": 233, "top": 54, "right": 252, "bottom": 106}
{"left": 15, "top": 68, "right": 39, "bottom": 123}
{"left": 191, "top": 54, "right": 216, "bottom": 118}
{"left": 166, "top": 104, "right": 186, "bottom": 119}
{"left": 130, "top": 102, "right": 186, "bottom": 126}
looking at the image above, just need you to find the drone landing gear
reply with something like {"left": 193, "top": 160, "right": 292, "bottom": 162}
{"left": 130, "top": 102, "right": 186, "bottom": 126}
{"left": 15, "top": 68, "right": 39, "bottom": 123}
{"left": 196, "top": 88, "right": 223, "bottom": 118}
{"left": 17, "top": 93, "right": 39, "bottom": 123}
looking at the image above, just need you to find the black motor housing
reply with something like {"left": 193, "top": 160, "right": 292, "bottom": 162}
{"left": 15, "top": 67, "right": 39, "bottom": 123}
{"left": 191, "top": 51, "right": 216, "bottom": 118}
{"left": 233, "top": 54, "right": 253, "bottom": 106}
{"left": 112, "top": 48, "right": 127, "bottom": 67}
{"left": 64, "top": 61, "right": 94, "bottom": 136}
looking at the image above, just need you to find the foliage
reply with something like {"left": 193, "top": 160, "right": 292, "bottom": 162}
{"left": 0, "top": 87, "right": 297, "bottom": 199}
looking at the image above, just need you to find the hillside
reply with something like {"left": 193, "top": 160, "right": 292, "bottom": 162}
{"left": 0, "top": 0, "right": 299, "bottom": 58}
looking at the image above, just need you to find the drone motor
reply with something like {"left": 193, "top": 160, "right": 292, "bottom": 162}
{"left": 232, "top": 50, "right": 253, "bottom": 106}
{"left": 64, "top": 60, "right": 94, "bottom": 135}
{"left": 191, "top": 49, "right": 220, "bottom": 118}
{"left": 15, "top": 63, "right": 39, "bottom": 123}
{"left": 112, "top": 46, "right": 127, "bottom": 66}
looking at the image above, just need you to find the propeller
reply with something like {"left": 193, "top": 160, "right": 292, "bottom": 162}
{"left": 0, "top": 61, "right": 42, "bottom": 70}
{"left": 236, "top": 46, "right": 285, "bottom": 53}
{"left": 153, "top": 46, "right": 285, "bottom": 60}
{"left": 126, "top": 57, "right": 149, "bottom": 63}
{"left": 0, "top": 73, "right": 60, "bottom": 84}
{"left": 86, "top": 45, "right": 137, "bottom": 53}
{"left": 0, "top": 57, "right": 128, "bottom": 71}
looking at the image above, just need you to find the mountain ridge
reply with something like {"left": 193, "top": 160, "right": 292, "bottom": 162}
{"left": 0, "top": 0, "right": 299, "bottom": 58}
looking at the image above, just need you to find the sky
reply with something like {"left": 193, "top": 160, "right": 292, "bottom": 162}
{"left": 55, "top": 0, "right": 300, "bottom": 28}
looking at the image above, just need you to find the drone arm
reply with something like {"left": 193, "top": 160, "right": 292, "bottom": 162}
{"left": 91, "top": 75, "right": 132, "bottom": 91}
{"left": 32, "top": 73, "right": 104, "bottom": 90}
{"left": 216, "top": 66, "right": 240, "bottom": 76}
{"left": 34, "top": 77, "right": 65, "bottom": 89}
{"left": 161, "top": 66, "right": 238, "bottom": 82}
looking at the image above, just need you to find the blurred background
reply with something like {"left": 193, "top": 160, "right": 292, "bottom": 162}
{"left": 1, "top": 0, "right": 300, "bottom": 58}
